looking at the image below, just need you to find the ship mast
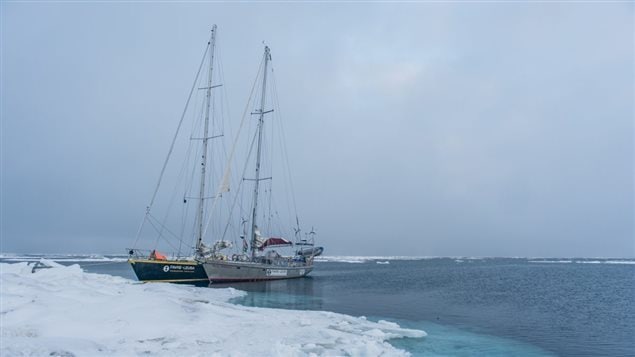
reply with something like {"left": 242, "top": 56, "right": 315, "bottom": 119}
{"left": 251, "top": 46, "right": 272, "bottom": 259}
{"left": 196, "top": 25, "right": 217, "bottom": 253}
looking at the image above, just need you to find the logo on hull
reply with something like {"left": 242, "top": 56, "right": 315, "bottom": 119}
{"left": 162, "top": 265, "right": 195, "bottom": 273}
{"left": 266, "top": 269, "right": 288, "bottom": 277}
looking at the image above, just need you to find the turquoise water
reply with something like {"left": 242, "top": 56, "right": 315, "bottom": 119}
{"left": 388, "top": 319, "right": 553, "bottom": 356}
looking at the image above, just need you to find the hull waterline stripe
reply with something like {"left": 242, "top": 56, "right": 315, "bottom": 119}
{"left": 141, "top": 278, "right": 209, "bottom": 283}
{"left": 128, "top": 259, "right": 201, "bottom": 266}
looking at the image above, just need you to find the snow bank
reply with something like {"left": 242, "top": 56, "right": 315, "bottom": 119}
{"left": 0, "top": 262, "right": 425, "bottom": 356}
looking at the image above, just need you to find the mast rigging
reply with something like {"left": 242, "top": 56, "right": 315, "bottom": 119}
{"left": 196, "top": 25, "right": 218, "bottom": 253}
{"left": 250, "top": 46, "right": 272, "bottom": 258}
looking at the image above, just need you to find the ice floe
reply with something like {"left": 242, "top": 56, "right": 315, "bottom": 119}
{"left": 314, "top": 256, "right": 434, "bottom": 263}
{"left": 528, "top": 259, "right": 635, "bottom": 265}
{"left": 0, "top": 262, "right": 425, "bottom": 356}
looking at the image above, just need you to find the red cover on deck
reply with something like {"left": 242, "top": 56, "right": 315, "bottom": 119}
{"left": 259, "top": 237, "right": 292, "bottom": 250}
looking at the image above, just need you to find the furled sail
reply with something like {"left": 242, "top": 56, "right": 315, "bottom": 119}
{"left": 212, "top": 240, "right": 233, "bottom": 253}
{"left": 219, "top": 166, "right": 231, "bottom": 193}
{"left": 254, "top": 228, "right": 265, "bottom": 248}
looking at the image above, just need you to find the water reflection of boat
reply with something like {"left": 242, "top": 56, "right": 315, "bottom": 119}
{"left": 216, "top": 277, "right": 323, "bottom": 311}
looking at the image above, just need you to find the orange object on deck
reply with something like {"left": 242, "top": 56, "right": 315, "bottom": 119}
{"left": 150, "top": 250, "right": 167, "bottom": 261}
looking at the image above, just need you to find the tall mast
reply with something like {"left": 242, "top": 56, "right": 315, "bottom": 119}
{"left": 251, "top": 46, "right": 271, "bottom": 258}
{"left": 197, "top": 25, "right": 217, "bottom": 252}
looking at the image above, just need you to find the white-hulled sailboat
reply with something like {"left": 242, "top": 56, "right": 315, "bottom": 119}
{"left": 200, "top": 45, "right": 322, "bottom": 283}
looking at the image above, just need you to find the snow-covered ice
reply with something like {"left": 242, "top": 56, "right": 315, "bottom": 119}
{"left": 0, "top": 262, "right": 425, "bottom": 356}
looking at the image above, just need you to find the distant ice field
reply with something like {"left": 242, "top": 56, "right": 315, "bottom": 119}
{"left": 2, "top": 253, "right": 633, "bottom": 265}
{"left": 315, "top": 255, "right": 635, "bottom": 264}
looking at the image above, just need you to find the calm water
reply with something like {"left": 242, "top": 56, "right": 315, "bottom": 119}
{"left": 221, "top": 258, "right": 635, "bottom": 356}
{"left": 6, "top": 256, "right": 634, "bottom": 356}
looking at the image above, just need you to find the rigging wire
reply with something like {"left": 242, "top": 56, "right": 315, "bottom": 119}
{"left": 271, "top": 67, "right": 301, "bottom": 232}
{"left": 146, "top": 213, "right": 185, "bottom": 252}
{"left": 202, "top": 55, "right": 265, "bottom": 242}
{"left": 183, "top": 97, "right": 205, "bottom": 253}
{"left": 220, "top": 127, "right": 259, "bottom": 244}
{"left": 155, "top": 87, "right": 208, "bottom": 253}
{"left": 132, "top": 43, "right": 210, "bottom": 249}
{"left": 157, "top": 59, "right": 209, "bottom": 256}
{"left": 215, "top": 44, "right": 237, "bottom": 247}
{"left": 177, "top": 104, "right": 202, "bottom": 257}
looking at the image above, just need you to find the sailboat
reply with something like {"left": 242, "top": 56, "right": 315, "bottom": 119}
{"left": 128, "top": 26, "right": 321, "bottom": 284}
{"left": 127, "top": 26, "right": 223, "bottom": 284}
{"left": 200, "top": 45, "right": 322, "bottom": 283}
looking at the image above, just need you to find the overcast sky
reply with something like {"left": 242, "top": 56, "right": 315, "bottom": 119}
{"left": 1, "top": 2, "right": 633, "bottom": 257}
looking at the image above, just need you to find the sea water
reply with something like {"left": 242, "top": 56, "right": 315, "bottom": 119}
{"left": 221, "top": 258, "right": 635, "bottom": 356}
{"left": 2, "top": 255, "right": 633, "bottom": 356}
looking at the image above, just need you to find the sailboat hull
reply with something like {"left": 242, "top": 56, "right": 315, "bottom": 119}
{"left": 202, "top": 260, "right": 313, "bottom": 283}
{"left": 128, "top": 259, "right": 208, "bottom": 285}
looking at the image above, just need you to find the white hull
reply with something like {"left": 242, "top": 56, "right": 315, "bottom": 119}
{"left": 202, "top": 259, "right": 313, "bottom": 283}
